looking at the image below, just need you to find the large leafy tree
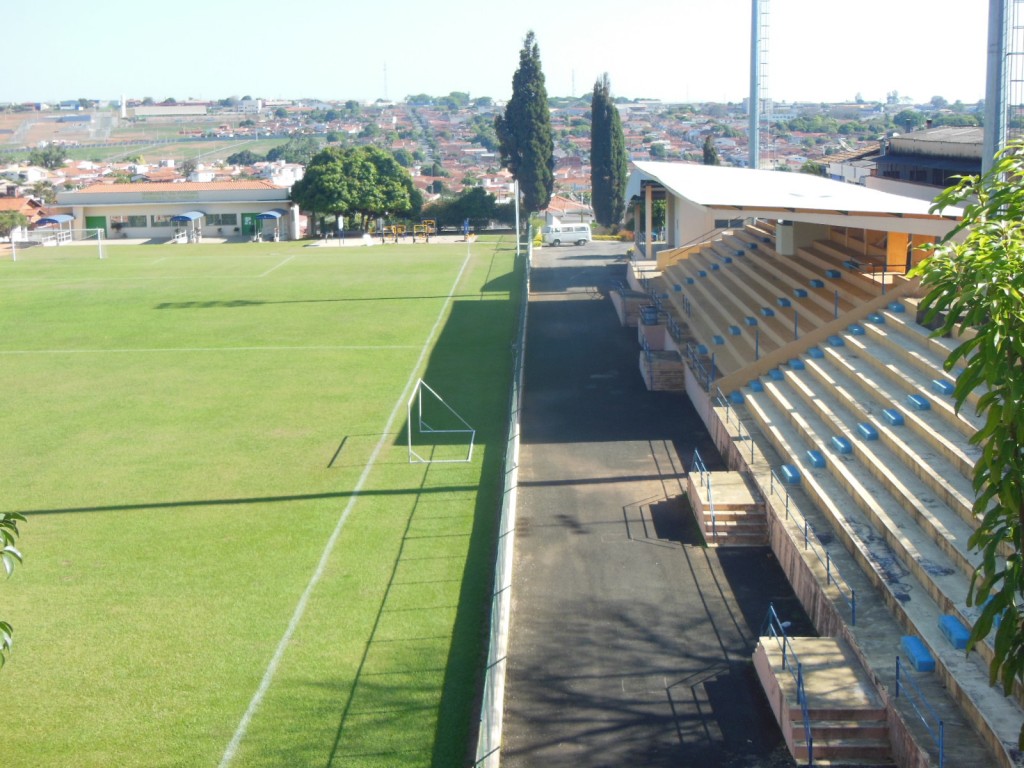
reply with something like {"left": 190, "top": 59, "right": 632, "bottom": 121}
{"left": 424, "top": 187, "right": 514, "bottom": 230}
{"left": 28, "top": 145, "right": 67, "bottom": 170}
{"left": 290, "top": 146, "right": 419, "bottom": 233}
{"left": 590, "top": 73, "right": 628, "bottom": 228}
{"left": 912, "top": 139, "right": 1024, "bottom": 745}
{"left": 495, "top": 30, "right": 554, "bottom": 215}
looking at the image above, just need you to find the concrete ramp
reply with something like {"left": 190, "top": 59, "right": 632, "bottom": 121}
{"left": 754, "top": 636, "right": 893, "bottom": 766}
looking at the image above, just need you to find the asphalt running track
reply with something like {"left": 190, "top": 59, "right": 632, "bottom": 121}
{"left": 501, "top": 241, "right": 812, "bottom": 768}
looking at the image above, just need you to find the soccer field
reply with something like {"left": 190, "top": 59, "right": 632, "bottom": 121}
{"left": 0, "top": 238, "right": 522, "bottom": 767}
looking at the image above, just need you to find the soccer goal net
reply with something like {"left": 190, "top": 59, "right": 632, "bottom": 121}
{"left": 406, "top": 379, "right": 476, "bottom": 464}
{"left": 10, "top": 228, "right": 106, "bottom": 261}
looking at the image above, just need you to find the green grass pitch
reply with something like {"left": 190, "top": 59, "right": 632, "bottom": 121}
{"left": 0, "top": 237, "right": 522, "bottom": 767}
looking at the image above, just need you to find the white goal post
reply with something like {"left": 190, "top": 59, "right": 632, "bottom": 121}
{"left": 11, "top": 228, "right": 106, "bottom": 261}
{"left": 406, "top": 379, "right": 476, "bottom": 464}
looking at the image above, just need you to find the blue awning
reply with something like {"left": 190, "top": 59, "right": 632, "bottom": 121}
{"left": 255, "top": 208, "right": 288, "bottom": 220}
{"left": 170, "top": 211, "right": 205, "bottom": 222}
{"left": 35, "top": 214, "right": 75, "bottom": 226}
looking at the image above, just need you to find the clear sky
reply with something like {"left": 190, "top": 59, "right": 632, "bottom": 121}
{"left": 8, "top": 0, "right": 988, "bottom": 106}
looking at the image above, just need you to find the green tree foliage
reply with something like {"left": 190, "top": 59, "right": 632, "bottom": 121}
{"left": 290, "top": 146, "right": 419, "bottom": 232}
{"left": 0, "top": 512, "right": 25, "bottom": 669}
{"left": 226, "top": 150, "right": 265, "bottom": 166}
{"left": 0, "top": 211, "right": 28, "bottom": 239}
{"left": 267, "top": 136, "right": 322, "bottom": 165}
{"left": 179, "top": 159, "right": 198, "bottom": 178}
{"left": 30, "top": 181, "right": 56, "bottom": 204}
{"left": 894, "top": 109, "right": 926, "bottom": 132}
{"left": 424, "top": 187, "right": 514, "bottom": 229}
{"left": 273, "top": 107, "right": 288, "bottom": 119}
{"left": 702, "top": 135, "right": 720, "bottom": 166}
{"left": 28, "top": 145, "right": 68, "bottom": 170}
{"left": 911, "top": 140, "right": 1024, "bottom": 747}
{"left": 495, "top": 30, "right": 554, "bottom": 214}
{"left": 590, "top": 73, "right": 628, "bottom": 228}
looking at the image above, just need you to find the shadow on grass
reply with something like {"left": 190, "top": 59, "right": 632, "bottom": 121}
{"left": 14, "top": 484, "right": 481, "bottom": 516}
{"left": 153, "top": 294, "right": 484, "bottom": 310}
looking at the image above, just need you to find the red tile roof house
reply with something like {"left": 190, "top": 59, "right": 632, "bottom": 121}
{"left": 543, "top": 194, "right": 593, "bottom": 225}
{"left": 0, "top": 197, "right": 47, "bottom": 240}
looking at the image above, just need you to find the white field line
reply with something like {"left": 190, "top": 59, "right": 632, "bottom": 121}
{"left": 258, "top": 254, "right": 297, "bottom": 277}
{"left": 0, "top": 345, "right": 418, "bottom": 355}
{"left": 218, "top": 244, "right": 474, "bottom": 767}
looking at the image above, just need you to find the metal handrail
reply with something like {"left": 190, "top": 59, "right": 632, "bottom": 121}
{"left": 691, "top": 450, "right": 716, "bottom": 541}
{"left": 713, "top": 387, "right": 756, "bottom": 464}
{"left": 768, "top": 470, "right": 856, "bottom": 625}
{"left": 896, "top": 656, "right": 945, "bottom": 767}
{"left": 762, "top": 604, "right": 813, "bottom": 765}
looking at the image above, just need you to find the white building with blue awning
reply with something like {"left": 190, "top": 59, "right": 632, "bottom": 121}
{"left": 54, "top": 180, "right": 300, "bottom": 241}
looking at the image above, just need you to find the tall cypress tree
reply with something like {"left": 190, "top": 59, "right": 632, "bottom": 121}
{"left": 495, "top": 31, "right": 554, "bottom": 215}
{"left": 703, "top": 134, "right": 720, "bottom": 166}
{"left": 590, "top": 73, "right": 628, "bottom": 228}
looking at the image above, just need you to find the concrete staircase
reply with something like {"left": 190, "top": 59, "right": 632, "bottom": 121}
{"left": 686, "top": 470, "right": 766, "bottom": 546}
{"left": 755, "top": 636, "right": 894, "bottom": 766}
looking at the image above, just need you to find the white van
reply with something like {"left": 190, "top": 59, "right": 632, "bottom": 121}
{"left": 541, "top": 223, "right": 592, "bottom": 246}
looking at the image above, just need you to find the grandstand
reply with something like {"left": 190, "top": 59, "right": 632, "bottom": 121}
{"left": 619, "top": 162, "right": 1023, "bottom": 767}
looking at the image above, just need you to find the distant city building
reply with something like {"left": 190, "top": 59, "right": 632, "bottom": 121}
{"left": 868, "top": 126, "right": 983, "bottom": 200}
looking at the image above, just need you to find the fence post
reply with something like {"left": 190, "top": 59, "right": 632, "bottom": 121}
{"left": 895, "top": 656, "right": 902, "bottom": 698}
{"left": 834, "top": 289, "right": 839, "bottom": 319}
{"left": 794, "top": 310, "right": 799, "bottom": 340}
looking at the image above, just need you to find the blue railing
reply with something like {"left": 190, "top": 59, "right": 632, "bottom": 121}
{"left": 895, "top": 656, "right": 944, "bottom": 767}
{"left": 768, "top": 469, "right": 857, "bottom": 626}
{"left": 692, "top": 449, "right": 716, "bottom": 541}
{"left": 713, "top": 387, "right": 756, "bottom": 464}
{"left": 762, "top": 604, "right": 813, "bottom": 765}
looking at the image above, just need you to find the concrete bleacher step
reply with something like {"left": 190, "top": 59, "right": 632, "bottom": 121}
{"left": 728, "top": 231, "right": 867, "bottom": 317}
{"left": 739, "top": 389, "right": 1024, "bottom": 767}
{"left": 779, "top": 365, "right": 980, "bottom": 581}
{"left": 878, "top": 309, "right": 988, "bottom": 413}
{"left": 818, "top": 342, "right": 981, "bottom": 480}
{"left": 660, "top": 267, "right": 750, "bottom": 375}
{"left": 836, "top": 331, "right": 983, "bottom": 440}
{"left": 798, "top": 243, "right": 884, "bottom": 297}
{"left": 756, "top": 378, "right": 980, "bottom": 638}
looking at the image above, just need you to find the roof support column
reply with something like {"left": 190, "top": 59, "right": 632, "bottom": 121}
{"left": 644, "top": 183, "right": 653, "bottom": 260}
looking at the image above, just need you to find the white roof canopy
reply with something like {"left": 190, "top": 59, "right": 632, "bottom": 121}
{"left": 626, "top": 161, "right": 961, "bottom": 222}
